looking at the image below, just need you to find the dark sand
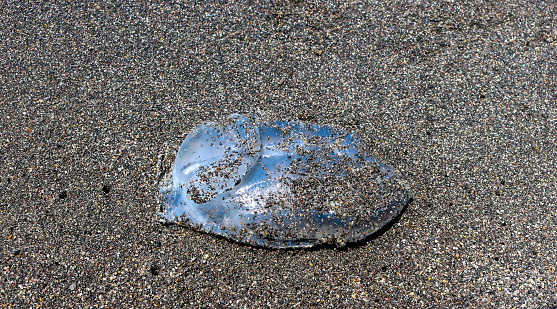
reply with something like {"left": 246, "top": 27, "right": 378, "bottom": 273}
{"left": 1, "top": 1, "right": 556, "bottom": 307}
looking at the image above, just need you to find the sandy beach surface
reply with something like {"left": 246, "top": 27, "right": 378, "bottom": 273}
{"left": 1, "top": 0, "right": 556, "bottom": 307}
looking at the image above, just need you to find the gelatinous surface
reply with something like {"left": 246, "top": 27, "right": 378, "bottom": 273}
{"left": 159, "top": 114, "right": 412, "bottom": 248}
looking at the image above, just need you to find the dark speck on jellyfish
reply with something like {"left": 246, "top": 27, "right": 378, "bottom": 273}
{"left": 158, "top": 114, "right": 412, "bottom": 248}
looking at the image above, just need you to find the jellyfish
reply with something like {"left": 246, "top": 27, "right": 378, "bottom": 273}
{"left": 158, "top": 114, "right": 412, "bottom": 248}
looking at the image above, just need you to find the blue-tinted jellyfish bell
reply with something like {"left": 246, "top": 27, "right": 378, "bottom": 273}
{"left": 159, "top": 114, "right": 412, "bottom": 248}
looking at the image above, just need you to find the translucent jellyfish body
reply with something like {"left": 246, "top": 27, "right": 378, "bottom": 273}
{"left": 159, "top": 114, "right": 412, "bottom": 248}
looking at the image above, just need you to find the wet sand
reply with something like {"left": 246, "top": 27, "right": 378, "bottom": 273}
{"left": 1, "top": 1, "right": 556, "bottom": 307}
